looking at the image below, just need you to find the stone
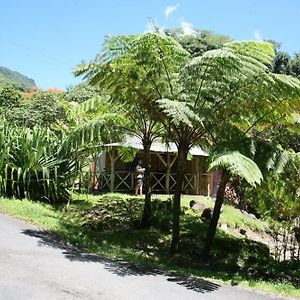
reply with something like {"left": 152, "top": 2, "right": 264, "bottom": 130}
{"left": 220, "top": 223, "right": 228, "bottom": 232}
{"left": 190, "top": 200, "right": 206, "bottom": 212}
{"left": 201, "top": 208, "right": 212, "bottom": 221}
{"left": 240, "top": 228, "right": 246, "bottom": 235}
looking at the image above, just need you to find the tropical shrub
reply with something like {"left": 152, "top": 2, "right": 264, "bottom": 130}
{"left": 8, "top": 90, "right": 67, "bottom": 128}
{"left": 245, "top": 153, "right": 300, "bottom": 221}
{"left": 0, "top": 84, "right": 22, "bottom": 108}
{"left": 0, "top": 124, "right": 79, "bottom": 202}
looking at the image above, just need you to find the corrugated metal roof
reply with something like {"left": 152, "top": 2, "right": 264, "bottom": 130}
{"left": 104, "top": 136, "right": 209, "bottom": 157}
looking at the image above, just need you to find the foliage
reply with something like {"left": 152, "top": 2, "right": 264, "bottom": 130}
{"left": 117, "top": 146, "right": 138, "bottom": 163}
{"left": 273, "top": 51, "right": 292, "bottom": 75}
{"left": 272, "top": 48, "right": 300, "bottom": 79}
{"left": 291, "top": 53, "right": 300, "bottom": 78}
{"left": 246, "top": 153, "right": 300, "bottom": 220}
{"left": 75, "top": 32, "right": 300, "bottom": 254}
{"left": 66, "top": 94, "right": 125, "bottom": 147}
{"left": 165, "top": 29, "right": 231, "bottom": 57}
{"left": 0, "top": 124, "right": 81, "bottom": 202}
{"left": 64, "top": 83, "right": 101, "bottom": 103}
{"left": 1, "top": 89, "right": 68, "bottom": 128}
{"left": 22, "top": 90, "right": 66, "bottom": 127}
{"left": 208, "top": 152, "right": 263, "bottom": 187}
{"left": 0, "top": 84, "right": 22, "bottom": 109}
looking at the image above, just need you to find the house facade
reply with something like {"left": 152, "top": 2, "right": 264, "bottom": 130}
{"left": 91, "top": 137, "right": 217, "bottom": 196}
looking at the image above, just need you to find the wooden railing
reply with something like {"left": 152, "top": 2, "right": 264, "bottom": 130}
{"left": 85, "top": 170, "right": 213, "bottom": 196}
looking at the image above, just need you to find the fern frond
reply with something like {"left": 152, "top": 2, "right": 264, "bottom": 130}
{"left": 157, "top": 98, "right": 203, "bottom": 127}
{"left": 209, "top": 151, "right": 263, "bottom": 186}
{"left": 68, "top": 95, "right": 108, "bottom": 119}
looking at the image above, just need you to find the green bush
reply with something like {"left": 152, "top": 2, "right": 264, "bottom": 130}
{"left": 245, "top": 153, "right": 300, "bottom": 220}
{"left": 0, "top": 124, "right": 79, "bottom": 202}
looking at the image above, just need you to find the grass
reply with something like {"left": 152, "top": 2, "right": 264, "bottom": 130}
{"left": 0, "top": 194, "right": 299, "bottom": 299}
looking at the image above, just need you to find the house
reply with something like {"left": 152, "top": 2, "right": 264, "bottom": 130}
{"left": 91, "top": 137, "right": 217, "bottom": 196}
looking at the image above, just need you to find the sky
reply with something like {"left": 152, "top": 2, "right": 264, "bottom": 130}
{"left": 1, "top": 0, "right": 300, "bottom": 89}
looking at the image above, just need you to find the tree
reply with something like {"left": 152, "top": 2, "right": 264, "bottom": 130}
{"left": 291, "top": 53, "right": 300, "bottom": 78}
{"left": 273, "top": 51, "right": 292, "bottom": 74}
{"left": 6, "top": 90, "right": 67, "bottom": 128}
{"left": 0, "top": 84, "right": 22, "bottom": 109}
{"left": 201, "top": 151, "right": 263, "bottom": 257}
{"left": 74, "top": 33, "right": 188, "bottom": 227}
{"left": 200, "top": 123, "right": 295, "bottom": 258}
{"left": 64, "top": 83, "right": 101, "bottom": 103}
{"left": 165, "top": 28, "right": 231, "bottom": 57}
{"left": 158, "top": 40, "right": 300, "bottom": 253}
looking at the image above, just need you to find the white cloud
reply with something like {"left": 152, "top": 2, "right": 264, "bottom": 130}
{"left": 165, "top": 4, "right": 179, "bottom": 18}
{"left": 253, "top": 29, "right": 262, "bottom": 40}
{"left": 181, "top": 20, "right": 196, "bottom": 36}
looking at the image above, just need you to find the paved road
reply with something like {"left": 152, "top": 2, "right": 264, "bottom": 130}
{"left": 0, "top": 213, "right": 293, "bottom": 300}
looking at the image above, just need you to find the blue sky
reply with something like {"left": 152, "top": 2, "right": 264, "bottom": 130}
{"left": 1, "top": 0, "right": 300, "bottom": 89}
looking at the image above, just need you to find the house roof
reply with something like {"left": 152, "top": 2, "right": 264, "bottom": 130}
{"left": 104, "top": 136, "right": 209, "bottom": 157}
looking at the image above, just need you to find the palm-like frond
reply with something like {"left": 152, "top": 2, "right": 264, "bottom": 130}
{"left": 253, "top": 140, "right": 292, "bottom": 174}
{"left": 209, "top": 151, "right": 263, "bottom": 186}
{"left": 63, "top": 111, "right": 125, "bottom": 153}
{"left": 75, "top": 32, "right": 190, "bottom": 101}
{"left": 224, "top": 40, "right": 274, "bottom": 69}
{"left": 67, "top": 95, "right": 108, "bottom": 119}
{"left": 157, "top": 98, "right": 203, "bottom": 127}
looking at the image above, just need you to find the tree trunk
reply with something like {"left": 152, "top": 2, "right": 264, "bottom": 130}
{"left": 170, "top": 142, "right": 189, "bottom": 254}
{"left": 141, "top": 138, "right": 152, "bottom": 228}
{"left": 201, "top": 170, "right": 230, "bottom": 259}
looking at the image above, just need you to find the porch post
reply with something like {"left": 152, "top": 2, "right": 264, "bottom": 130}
{"left": 207, "top": 173, "right": 213, "bottom": 197}
{"left": 109, "top": 147, "right": 116, "bottom": 193}
{"left": 91, "top": 157, "right": 97, "bottom": 190}
{"left": 166, "top": 153, "right": 171, "bottom": 194}
{"left": 194, "top": 156, "right": 200, "bottom": 195}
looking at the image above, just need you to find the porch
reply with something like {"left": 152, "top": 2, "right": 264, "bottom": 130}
{"left": 93, "top": 170, "right": 214, "bottom": 196}
{"left": 90, "top": 137, "right": 215, "bottom": 196}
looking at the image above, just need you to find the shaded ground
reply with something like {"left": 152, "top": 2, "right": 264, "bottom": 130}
{"left": 0, "top": 212, "right": 291, "bottom": 300}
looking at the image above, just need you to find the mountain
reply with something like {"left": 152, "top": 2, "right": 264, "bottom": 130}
{"left": 0, "top": 66, "right": 36, "bottom": 90}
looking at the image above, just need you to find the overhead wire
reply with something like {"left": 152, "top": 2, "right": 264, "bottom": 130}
{"left": 0, "top": 33, "right": 74, "bottom": 70}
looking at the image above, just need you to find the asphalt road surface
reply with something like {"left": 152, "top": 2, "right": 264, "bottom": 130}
{"left": 0, "top": 213, "right": 294, "bottom": 300}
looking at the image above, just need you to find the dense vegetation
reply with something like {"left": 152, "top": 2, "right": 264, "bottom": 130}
{"left": 75, "top": 31, "right": 300, "bottom": 257}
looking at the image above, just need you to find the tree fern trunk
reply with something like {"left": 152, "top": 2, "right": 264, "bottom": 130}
{"left": 170, "top": 142, "right": 188, "bottom": 254}
{"left": 141, "top": 138, "right": 152, "bottom": 228}
{"left": 202, "top": 170, "right": 230, "bottom": 259}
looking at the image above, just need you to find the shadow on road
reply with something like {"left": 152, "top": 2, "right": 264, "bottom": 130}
{"left": 22, "top": 229, "right": 220, "bottom": 294}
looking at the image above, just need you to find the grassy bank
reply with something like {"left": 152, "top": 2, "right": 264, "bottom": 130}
{"left": 0, "top": 194, "right": 299, "bottom": 299}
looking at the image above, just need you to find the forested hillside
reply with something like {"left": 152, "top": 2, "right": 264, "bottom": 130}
{"left": 0, "top": 66, "right": 36, "bottom": 90}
